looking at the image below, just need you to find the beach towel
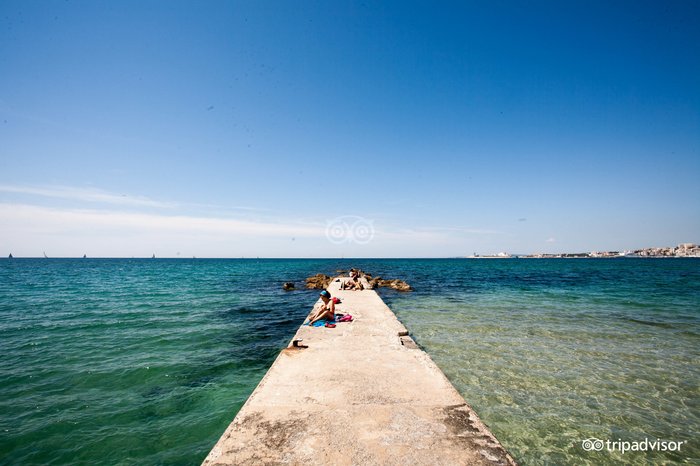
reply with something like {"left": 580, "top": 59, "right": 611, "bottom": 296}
{"left": 303, "top": 319, "right": 333, "bottom": 327}
{"left": 304, "top": 314, "right": 354, "bottom": 327}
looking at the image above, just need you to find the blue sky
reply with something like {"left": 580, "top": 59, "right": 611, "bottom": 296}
{"left": 1, "top": 0, "right": 698, "bottom": 257}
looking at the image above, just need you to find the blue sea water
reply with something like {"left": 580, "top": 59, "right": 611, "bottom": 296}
{"left": 0, "top": 258, "right": 698, "bottom": 465}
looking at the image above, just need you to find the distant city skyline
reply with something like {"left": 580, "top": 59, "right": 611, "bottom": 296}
{"left": 1, "top": 1, "right": 698, "bottom": 257}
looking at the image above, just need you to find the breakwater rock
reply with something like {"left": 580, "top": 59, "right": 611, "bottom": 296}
{"left": 305, "top": 274, "right": 332, "bottom": 289}
{"left": 301, "top": 271, "right": 412, "bottom": 291}
{"left": 368, "top": 277, "right": 412, "bottom": 292}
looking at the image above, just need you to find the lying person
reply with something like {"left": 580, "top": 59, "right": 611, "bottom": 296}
{"left": 341, "top": 269, "right": 364, "bottom": 290}
{"left": 341, "top": 277, "right": 364, "bottom": 290}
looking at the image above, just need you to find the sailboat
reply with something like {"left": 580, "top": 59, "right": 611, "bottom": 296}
{"left": 44, "top": 251, "right": 48, "bottom": 258}
{"left": 83, "top": 254, "right": 87, "bottom": 258}
{"left": 152, "top": 254, "right": 156, "bottom": 259}
{"left": 8, "top": 253, "right": 13, "bottom": 259}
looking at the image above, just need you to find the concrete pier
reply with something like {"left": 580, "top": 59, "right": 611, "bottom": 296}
{"left": 203, "top": 278, "right": 517, "bottom": 465}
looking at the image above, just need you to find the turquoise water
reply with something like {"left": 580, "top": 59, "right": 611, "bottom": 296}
{"left": 381, "top": 259, "right": 700, "bottom": 465}
{"left": 1, "top": 258, "right": 698, "bottom": 465}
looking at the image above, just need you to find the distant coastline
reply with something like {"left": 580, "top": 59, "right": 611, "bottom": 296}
{"left": 4, "top": 243, "right": 699, "bottom": 259}
{"left": 467, "top": 243, "right": 700, "bottom": 259}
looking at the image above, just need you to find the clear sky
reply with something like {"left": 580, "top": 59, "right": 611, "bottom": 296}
{"left": 1, "top": 0, "right": 698, "bottom": 257}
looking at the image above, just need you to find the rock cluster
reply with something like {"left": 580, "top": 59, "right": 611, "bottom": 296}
{"left": 296, "top": 271, "right": 412, "bottom": 292}
{"left": 367, "top": 277, "right": 412, "bottom": 292}
{"left": 305, "top": 274, "right": 332, "bottom": 290}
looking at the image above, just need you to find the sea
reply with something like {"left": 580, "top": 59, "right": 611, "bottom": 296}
{"left": 0, "top": 258, "right": 698, "bottom": 465}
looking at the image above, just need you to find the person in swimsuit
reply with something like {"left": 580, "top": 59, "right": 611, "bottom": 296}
{"left": 308, "top": 290, "right": 335, "bottom": 325}
{"left": 340, "top": 269, "right": 364, "bottom": 290}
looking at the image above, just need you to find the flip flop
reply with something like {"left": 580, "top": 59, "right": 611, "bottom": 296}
{"left": 325, "top": 323, "right": 336, "bottom": 328}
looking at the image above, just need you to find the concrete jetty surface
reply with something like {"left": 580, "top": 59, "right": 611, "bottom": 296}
{"left": 203, "top": 278, "right": 517, "bottom": 465}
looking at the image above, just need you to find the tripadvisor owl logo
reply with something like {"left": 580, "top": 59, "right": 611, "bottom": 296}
{"left": 581, "top": 437, "right": 687, "bottom": 454}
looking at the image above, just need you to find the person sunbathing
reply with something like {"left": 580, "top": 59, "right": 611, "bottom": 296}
{"left": 308, "top": 290, "right": 335, "bottom": 325}
{"left": 341, "top": 277, "right": 363, "bottom": 290}
{"left": 340, "top": 269, "right": 364, "bottom": 290}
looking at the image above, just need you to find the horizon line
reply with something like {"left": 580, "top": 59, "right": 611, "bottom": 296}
{"left": 3, "top": 256, "right": 698, "bottom": 260}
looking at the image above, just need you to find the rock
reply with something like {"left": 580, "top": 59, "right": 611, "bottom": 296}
{"left": 389, "top": 280, "right": 412, "bottom": 292}
{"left": 282, "top": 282, "right": 295, "bottom": 291}
{"left": 367, "top": 277, "right": 382, "bottom": 289}
{"left": 303, "top": 271, "right": 411, "bottom": 291}
{"left": 366, "top": 276, "right": 412, "bottom": 292}
{"left": 305, "top": 274, "right": 332, "bottom": 290}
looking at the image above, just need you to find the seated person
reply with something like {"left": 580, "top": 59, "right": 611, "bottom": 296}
{"left": 308, "top": 290, "right": 335, "bottom": 325}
